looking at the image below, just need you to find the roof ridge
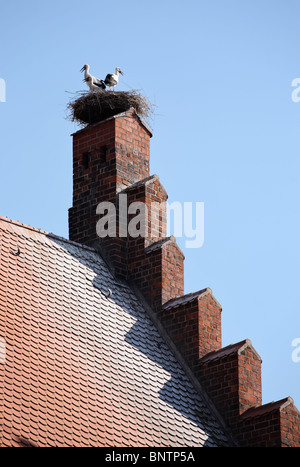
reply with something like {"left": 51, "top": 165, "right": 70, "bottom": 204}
{"left": 0, "top": 215, "right": 49, "bottom": 235}
{"left": 0, "top": 215, "right": 98, "bottom": 253}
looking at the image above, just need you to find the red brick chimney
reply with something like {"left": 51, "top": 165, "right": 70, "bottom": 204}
{"left": 69, "top": 109, "right": 151, "bottom": 246}
{"left": 68, "top": 107, "right": 300, "bottom": 447}
{"left": 69, "top": 109, "right": 184, "bottom": 311}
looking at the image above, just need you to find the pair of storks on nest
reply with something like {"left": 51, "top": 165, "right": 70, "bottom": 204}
{"left": 80, "top": 64, "right": 124, "bottom": 92}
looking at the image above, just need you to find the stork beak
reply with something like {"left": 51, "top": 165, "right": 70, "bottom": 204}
{"left": 120, "top": 70, "right": 124, "bottom": 75}
{"left": 80, "top": 66, "right": 85, "bottom": 72}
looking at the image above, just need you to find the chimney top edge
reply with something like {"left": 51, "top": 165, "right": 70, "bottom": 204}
{"left": 199, "top": 338, "right": 262, "bottom": 364}
{"left": 144, "top": 236, "right": 185, "bottom": 258}
{"left": 118, "top": 174, "right": 168, "bottom": 199}
{"left": 162, "top": 287, "right": 222, "bottom": 310}
{"left": 71, "top": 108, "right": 153, "bottom": 138}
{"left": 240, "top": 396, "right": 298, "bottom": 419}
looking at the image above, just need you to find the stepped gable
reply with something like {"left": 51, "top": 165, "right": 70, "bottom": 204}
{"left": 68, "top": 106, "right": 299, "bottom": 446}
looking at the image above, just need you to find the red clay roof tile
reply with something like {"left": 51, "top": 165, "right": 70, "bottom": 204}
{"left": 0, "top": 216, "right": 232, "bottom": 447}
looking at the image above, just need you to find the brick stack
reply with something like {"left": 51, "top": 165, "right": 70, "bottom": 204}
{"left": 69, "top": 109, "right": 150, "bottom": 246}
{"left": 69, "top": 108, "right": 300, "bottom": 447}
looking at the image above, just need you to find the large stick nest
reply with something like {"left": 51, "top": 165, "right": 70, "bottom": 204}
{"left": 67, "top": 90, "right": 154, "bottom": 127}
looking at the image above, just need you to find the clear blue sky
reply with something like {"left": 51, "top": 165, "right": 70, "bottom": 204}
{"left": 1, "top": 0, "right": 300, "bottom": 409}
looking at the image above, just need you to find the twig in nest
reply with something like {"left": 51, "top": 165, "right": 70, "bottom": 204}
{"left": 67, "top": 90, "right": 154, "bottom": 128}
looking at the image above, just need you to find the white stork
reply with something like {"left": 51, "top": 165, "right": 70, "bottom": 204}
{"left": 80, "top": 64, "right": 106, "bottom": 91}
{"left": 104, "top": 67, "right": 124, "bottom": 91}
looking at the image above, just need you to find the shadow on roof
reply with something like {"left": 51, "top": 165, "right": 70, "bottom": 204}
{"left": 45, "top": 235, "right": 230, "bottom": 446}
